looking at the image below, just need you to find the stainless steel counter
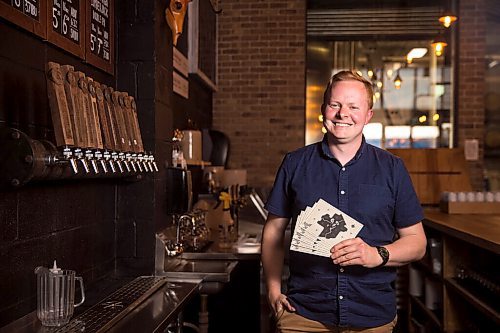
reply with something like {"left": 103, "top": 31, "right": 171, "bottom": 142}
{"left": 0, "top": 277, "right": 200, "bottom": 333}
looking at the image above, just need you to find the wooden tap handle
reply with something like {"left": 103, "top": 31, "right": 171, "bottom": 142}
{"left": 121, "top": 92, "right": 139, "bottom": 153}
{"left": 75, "top": 71, "right": 94, "bottom": 149}
{"left": 102, "top": 85, "right": 121, "bottom": 151}
{"left": 129, "top": 96, "right": 144, "bottom": 153}
{"left": 87, "top": 77, "right": 104, "bottom": 150}
{"left": 60, "top": 65, "right": 86, "bottom": 148}
{"left": 94, "top": 83, "right": 114, "bottom": 151}
{"left": 46, "top": 62, "right": 74, "bottom": 147}
{"left": 112, "top": 91, "right": 131, "bottom": 152}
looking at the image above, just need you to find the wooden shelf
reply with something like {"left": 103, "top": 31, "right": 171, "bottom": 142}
{"left": 407, "top": 213, "right": 500, "bottom": 332}
{"left": 412, "top": 260, "right": 443, "bottom": 282}
{"left": 409, "top": 295, "right": 443, "bottom": 330}
{"left": 445, "top": 278, "right": 500, "bottom": 325}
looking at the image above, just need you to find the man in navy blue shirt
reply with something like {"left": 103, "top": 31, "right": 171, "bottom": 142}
{"left": 262, "top": 70, "right": 427, "bottom": 333}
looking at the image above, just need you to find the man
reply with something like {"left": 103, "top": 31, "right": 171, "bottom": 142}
{"left": 261, "top": 70, "right": 427, "bottom": 333}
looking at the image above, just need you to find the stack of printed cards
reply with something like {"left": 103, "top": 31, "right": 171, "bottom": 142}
{"left": 290, "top": 199, "right": 364, "bottom": 257}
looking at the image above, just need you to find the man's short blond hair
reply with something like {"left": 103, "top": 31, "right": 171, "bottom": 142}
{"left": 322, "top": 70, "right": 374, "bottom": 110}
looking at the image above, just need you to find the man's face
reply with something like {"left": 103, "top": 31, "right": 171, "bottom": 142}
{"left": 322, "top": 80, "right": 373, "bottom": 145}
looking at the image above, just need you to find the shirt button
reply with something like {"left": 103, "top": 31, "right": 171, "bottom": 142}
{"left": 340, "top": 190, "right": 345, "bottom": 195}
{"left": 342, "top": 167, "right": 346, "bottom": 171}
{"left": 340, "top": 268, "right": 344, "bottom": 273}
{"left": 339, "top": 295, "right": 344, "bottom": 300}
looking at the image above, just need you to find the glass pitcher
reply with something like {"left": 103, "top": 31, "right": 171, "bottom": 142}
{"left": 34, "top": 262, "right": 85, "bottom": 327}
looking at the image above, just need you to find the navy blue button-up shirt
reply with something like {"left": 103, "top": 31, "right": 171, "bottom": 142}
{"left": 265, "top": 136, "right": 424, "bottom": 328}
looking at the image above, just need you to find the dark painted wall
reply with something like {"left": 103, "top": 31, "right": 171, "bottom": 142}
{"left": 0, "top": 18, "right": 119, "bottom": 324}
{"left": 0, "top": 2, "right": 161, "bottom": 326}
{"left": 0, "top": 0, "right": 215, "bottom": 326}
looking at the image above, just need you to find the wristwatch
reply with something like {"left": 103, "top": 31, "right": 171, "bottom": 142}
{"left": 375, "top": 246, "right": 390, "bottom": 267}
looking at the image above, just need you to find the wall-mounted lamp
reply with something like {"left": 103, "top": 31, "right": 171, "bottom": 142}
{"left": 406, "top": 48, "right": 428, "bottom": 64}
{"left": 439, "top": 12, "right": 457, "bottom": 28}
{"left": 394, "top": 70, "right": 402, "bottom": 89}
{"left": 432, "top": 36, "right": 448, "bottom": 57}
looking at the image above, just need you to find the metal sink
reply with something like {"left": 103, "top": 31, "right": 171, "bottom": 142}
{"left": 155, "top": 235, "right": 238, "bottom": 294}
{"left": 163, "top": 259, "right": 237, "bottom": 282}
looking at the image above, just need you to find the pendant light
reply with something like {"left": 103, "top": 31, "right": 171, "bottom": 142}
{"left": 439, "top": 13, "right": 457, "bottom": 28}
{"left": 394, "top": 70, "right": 402, "bottom": 89}
{"left": 432, "top": 36, "right": 448, "bottom": 57}
{"left": 439, "top": 0, "right": 458, "bottom": 28}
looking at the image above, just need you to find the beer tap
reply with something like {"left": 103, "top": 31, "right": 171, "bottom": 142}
{"left": 85, "top": 149, "right": 99, "bottom": 174}
{"left": 74, "top": 148, "right": 89, "bottom": 173}
{"left": 112, "top": 151, "right": 124, "bottom": 173}
{"left": 119, "top": 152, "right": 130, "bottom": 172}
{"left": 103, "top": 150, "right": 116, "bottom": 173}
{"left": 62, "top": 146, "right": 79, "bottom": 174}
{"left": 126, "top": 152, "right": 137, "bottom": 172}
{"left": 146, "top": 153, "right": 154, "bottom": 172}
{"left": 131, "top": 152, "right": 139, "bottom": 172}
{"left": 150, "top": 154, "right": 159, "bottom": 172}
{"left": 94, "top": 149, "right": 108, "bottom": 173}
{"left": 142, "top": 153, "right": 152, "bottom": 172}
{"left": 134, "top": 153, "right": 143, "bottom": 172}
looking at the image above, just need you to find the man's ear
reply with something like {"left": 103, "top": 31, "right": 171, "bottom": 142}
{"left": 365, "top": 109, "right": 374, "bottom": 124}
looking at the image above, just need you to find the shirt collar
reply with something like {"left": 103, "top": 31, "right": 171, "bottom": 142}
{"left": 320, "top": 134, "right": 367, "bottom": 163}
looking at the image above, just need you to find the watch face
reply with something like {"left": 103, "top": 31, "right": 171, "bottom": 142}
{"left": 377, "top": 246, "right": 389, "bottom": 265}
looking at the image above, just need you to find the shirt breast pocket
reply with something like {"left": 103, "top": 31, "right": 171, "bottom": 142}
{"left": 353, "top": 184, "right": 394, "bottom": 219}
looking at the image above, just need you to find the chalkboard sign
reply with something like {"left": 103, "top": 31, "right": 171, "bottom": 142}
{"left": 47, "top": 0, "right": 85, "bottom": 58}
{"left": 0, "top": 0, "right": 47, "bottom": 38}
{"left": 85, "top": 0, "right": 114, "bottom": 74}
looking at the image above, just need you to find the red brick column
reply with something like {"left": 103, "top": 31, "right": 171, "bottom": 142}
{"left": 458, "top": 0, "right": 487, "bottom": 189}
{"left": 214, "top": 0, "right": 306, "bottom": 188}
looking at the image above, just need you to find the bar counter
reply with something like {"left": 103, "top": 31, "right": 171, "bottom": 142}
{"left": 424, "top": 210, "right": 500, "bottom": 254}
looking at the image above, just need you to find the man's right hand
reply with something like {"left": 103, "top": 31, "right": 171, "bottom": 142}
{"left": 270, "top": 293, "right": 296, "bottom": 315}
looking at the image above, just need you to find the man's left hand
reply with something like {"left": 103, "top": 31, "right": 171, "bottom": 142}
{"left": 330, "top": 237, "right": 382, "bottom": 268}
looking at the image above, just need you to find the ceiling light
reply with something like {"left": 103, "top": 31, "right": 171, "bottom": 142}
{"left": 439, "top": 13, "right": 457, "bottom": 28}
{"left": 407, "top": 48, "right": 428, "bottom": 59}
{"left": 394, "top": 71, "right": 402, "bottom": 89}
{"left": 432, "top": 36, "right": 448, "bottom": 57}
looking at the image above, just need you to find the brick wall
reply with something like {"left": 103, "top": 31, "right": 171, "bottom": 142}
{"left": 458, "top": 0, "right": 486, "bottom": 190}
{"left": 213, "top": 0, "right": 306, "bottom": 188}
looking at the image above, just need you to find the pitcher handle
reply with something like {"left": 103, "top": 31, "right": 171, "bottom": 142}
{"left": 74, "top": 276, "right": 85, "bottom": 307}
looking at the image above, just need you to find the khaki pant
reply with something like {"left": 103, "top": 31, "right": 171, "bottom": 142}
{"left": 276, "top": 310, "right": 397, "bottom": 333}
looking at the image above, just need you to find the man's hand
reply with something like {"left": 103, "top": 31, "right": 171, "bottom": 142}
{"left": 269, "top": 292, "right": 296, "bottom": 315}
{"left": 330, "top": 237, "right": 382, "bottom": 268}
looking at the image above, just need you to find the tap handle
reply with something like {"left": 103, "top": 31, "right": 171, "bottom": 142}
{"left": 80, "top": 158, "right": 90, "bottom": 173}
{"left": 70, "top": 158, "right": 79, "bottom": 174}
{"left": 108, "top": 159, "right": 116, "bottom": 173}
{"left": 90, "top": 158, "right": 99, "bottom": 174}
{"left": 100, "top": 159, "right": 108, "bottom": 173}
{"left": 116, "top": 160, "right": 124, "bottom": 173}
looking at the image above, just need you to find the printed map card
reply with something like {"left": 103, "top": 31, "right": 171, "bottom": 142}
{"left": 290, "top": 199, "right": 364, "bottom": 257}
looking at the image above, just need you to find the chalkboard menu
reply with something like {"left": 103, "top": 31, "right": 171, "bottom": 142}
{"left": 86, "top": 0, "right": 114, "bottom": 74}
{"left": 1, "top": 0, "right": 115, "bottom": 74}
{"left": 47, "top": 0, "right": 85, "bottom": 58}
{"left": 0, "top": 0, "right": 47, "bottom": 38}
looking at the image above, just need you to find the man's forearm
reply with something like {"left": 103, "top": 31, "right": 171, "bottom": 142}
{"left": 385, "top": 223, "right": 427, "bottom": 267}
{"left": 261, "top": 217, "right": 288, "bottom": 297}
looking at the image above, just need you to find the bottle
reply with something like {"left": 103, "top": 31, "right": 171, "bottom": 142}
{"left": 218, "top": 191, "right": 234, "bottom": 249}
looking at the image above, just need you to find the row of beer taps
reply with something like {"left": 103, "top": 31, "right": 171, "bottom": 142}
{"left": 45, "top": 61, "right": 158, "bottom": 176}
{"left": 60, "top": 146, "right": 159, "bottom": 174}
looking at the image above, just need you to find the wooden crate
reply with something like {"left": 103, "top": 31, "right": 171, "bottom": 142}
{"left": 388, "top": 148, "right": 472, "bottom": 205}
